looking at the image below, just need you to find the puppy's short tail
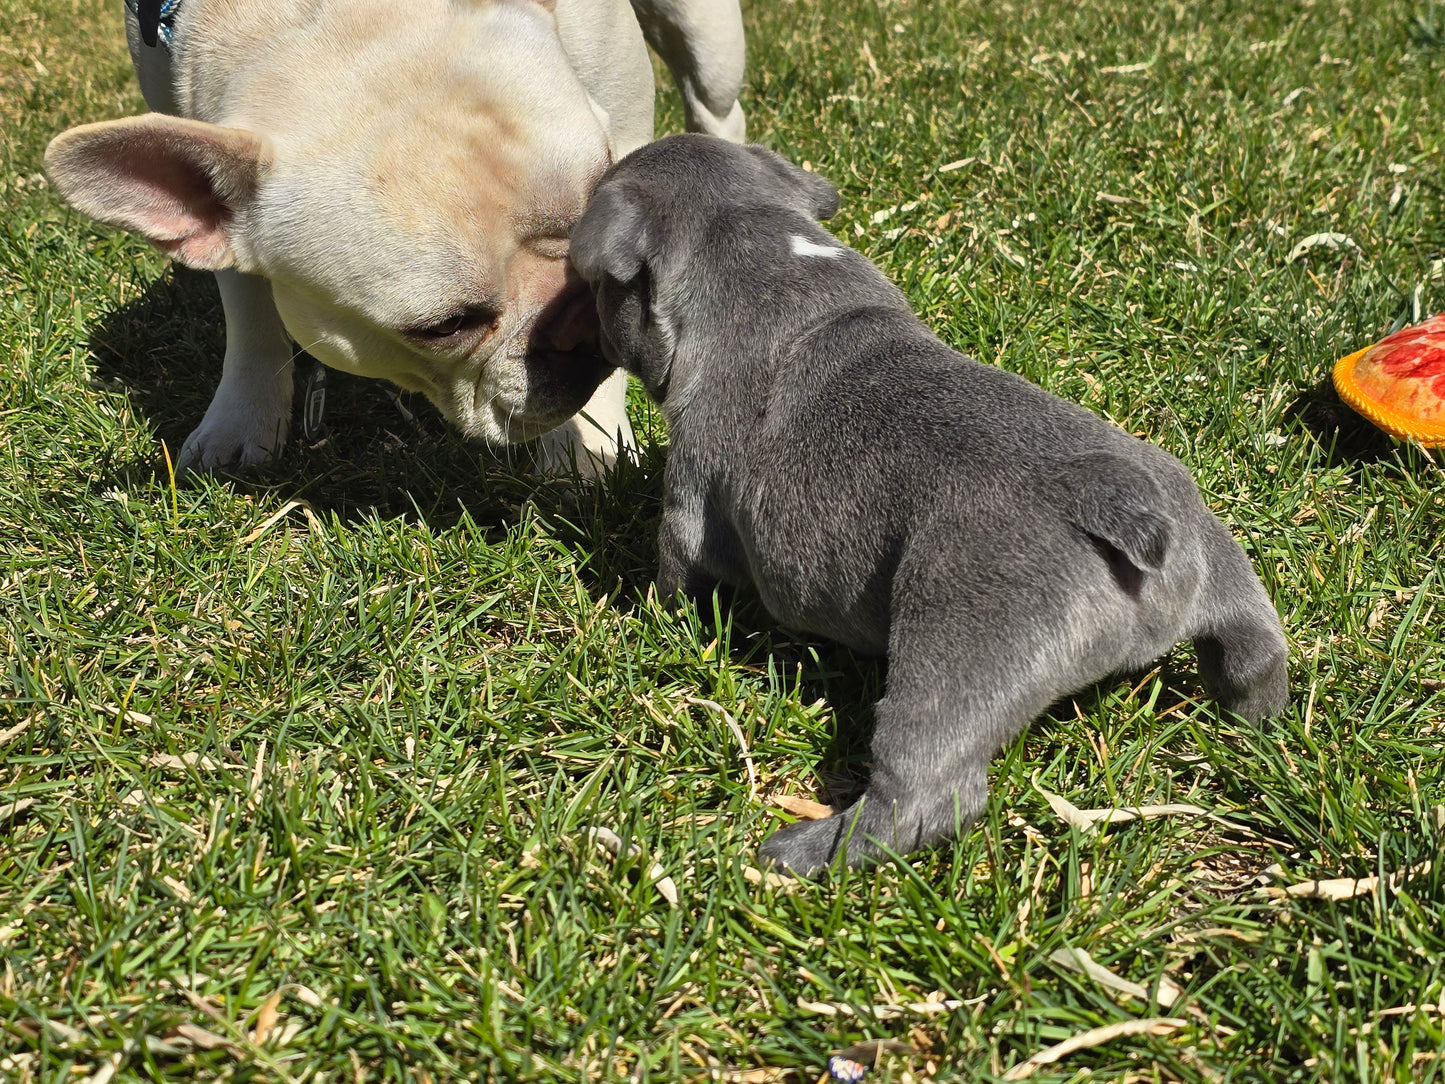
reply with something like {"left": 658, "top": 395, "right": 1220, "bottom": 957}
{"left": 1062, "top": 451, "right": 1171, "bottom": 572}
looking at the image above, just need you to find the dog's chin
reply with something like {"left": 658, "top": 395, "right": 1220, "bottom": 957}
{"left": 442, "top": 346, "right": 613, "bottom": 446}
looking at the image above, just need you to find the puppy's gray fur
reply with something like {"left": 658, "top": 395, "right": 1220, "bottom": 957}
{"left": 571, "top": 134, "right": 1289, "bottom": 876}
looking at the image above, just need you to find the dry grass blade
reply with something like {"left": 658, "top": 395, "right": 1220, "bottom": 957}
{"left": 581, "top": 826, "right": 679, "bottom": 907}
{"left": 76, "top": 1052, "right": 122, "bottom": 1084}
{"left": 741, "top": 865, "right": 798, "bottom": 891}
{"left": 0, "top": 798, "right": 36, "bottom": 825}
{"left": 171, "top": 1023, "right": 242, "bottom": 1055}
{"left": 98, "top": 704, "right": 152, "bottom": 725}
{"left": 835, "top": 1039, "right": 917, "bottom": 1062}
{"left": 938, "top": 156, "right": 976, "bottom": 173}
{"left": 1286, "top": 231, "right": 1360, "bottom": 262}
{"left": 1081, "top": 804, "right": 1207, "bottom": 827}
{"left": 687, "top": 697, "right": 758, "bottom": 800}
{"left": 43, "top": 1019, "right": 85, "bottom": 1044}
{"left": 1002, "top": 1017, "right": 1188, "bottom": 1080}
{"left": 146, "top": 753, "right": 229, "bottom": 772}
{"left": 1262, "top": 862, "right": 1433, "bottom": 901}
{"left": 1033, "top": 776, "right": 1206, "bottom": 833}
{"left": 702, "top": 1068, "right": 795, "bottom": 1084}
{"left": 250, "top": 989, "right": 283, "bottom": 1044}
{"left": 1050, "top": 948, "right": 1180, "bottom": 1007}
{"left": 240, "top": 499, "right": 322, "bottom": 545}
{"left": 796, "top": 995, "right": 962, "bottom": 1020}
{"left": 1033, "top": 778, "right": 1095, "bottom": 829}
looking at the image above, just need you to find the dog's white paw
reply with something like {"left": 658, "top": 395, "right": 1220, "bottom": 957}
{"left": 688, "top": 98, "right": 746, "bottom": 143}
{"left": 175, "top": 378, "right": 292, "bottom": 471}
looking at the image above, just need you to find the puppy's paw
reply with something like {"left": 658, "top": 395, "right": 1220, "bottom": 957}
{"left": 758, "top": 816, "right": 848, "bottom": 879}
{"left": 176, "top": 379, "right": 292, "bottom": 472}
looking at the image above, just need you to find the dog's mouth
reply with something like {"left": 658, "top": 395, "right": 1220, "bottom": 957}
{"left": 520, "top": 341, "right": 612, "bottom": 418}
{"left": 449, "top": 341, "right": 611, "bottom": 445}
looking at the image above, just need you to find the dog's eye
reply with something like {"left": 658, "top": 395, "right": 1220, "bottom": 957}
{"left": 408, "top": 307, "right": 498, "bottom": 343}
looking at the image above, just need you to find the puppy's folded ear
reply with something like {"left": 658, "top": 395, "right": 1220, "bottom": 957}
{"left": 746, "top": 144, "right": 840, "bottom": 221}
{"left": 45, "top": 114, "right": 271, "bottom": 272}
{"left": 570, "top": 182, "right": 654, "bottom": 284}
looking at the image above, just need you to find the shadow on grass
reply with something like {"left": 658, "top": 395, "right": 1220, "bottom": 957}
{"left": 82, "top": 268, "right": 1254, "bottom": 823}
{"left": 1284, "top": 374, "right": 1398, "bottom": 465}
{"left": 82, "top": 265, "right": 607, "bottom": 530}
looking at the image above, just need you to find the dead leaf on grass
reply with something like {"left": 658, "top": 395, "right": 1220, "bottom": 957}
{"left": 1261, "top": 861, "right": 1432, "bottom": 901}
{"left": 767, "top": 794, "right": 833, "bottom": 820}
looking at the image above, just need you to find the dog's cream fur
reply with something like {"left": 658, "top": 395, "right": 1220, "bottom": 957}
{"left": 45, "top": 0, "right": 745, "bottom": 473}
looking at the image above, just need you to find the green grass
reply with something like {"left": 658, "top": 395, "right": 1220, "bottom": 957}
{"left": 4, "top": 0, "right": 1445, "bottom": 1080}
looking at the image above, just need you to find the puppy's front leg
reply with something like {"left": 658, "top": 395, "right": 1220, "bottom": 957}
{"left": 178, "top": 270, "right": 295, "bottom": 471}
{"left": 655, "top": 501, "right": 718, "bottom": 604}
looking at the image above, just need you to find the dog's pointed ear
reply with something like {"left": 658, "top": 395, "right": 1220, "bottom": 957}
{"left": 45, "top": 114, "right": 271, "bottom": 271}
{"left": 570, "top": 181, "right": 654, "bottom": 285}
{"left": 746, "top": 144, "right": 840, "bottom": 221}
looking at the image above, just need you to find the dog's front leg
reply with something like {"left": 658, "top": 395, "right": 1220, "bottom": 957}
{"left": 177, "top": 269, "right": 295, "bottom": 471}
{"left": 628, "top": 0, "right": 746, "bottom": 141}
{"left": 535, "top": 368, "right": 636, "bottom": 478}
{"left": 118, "top": 16, "right": 292, "bottom": 471}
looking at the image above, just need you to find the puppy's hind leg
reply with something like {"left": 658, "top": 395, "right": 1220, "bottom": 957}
{"left": 759, "top": 616, "right": 1057, "bottom": 877}
{"left": 629, "top": 0, "right": 746, "bottom": 140}
{"left": 1192, "top": 521, "right": 1289, "bottom": 723}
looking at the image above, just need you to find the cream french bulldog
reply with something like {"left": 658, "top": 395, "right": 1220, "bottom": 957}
{"left": 44, "top": 0, "right": 746, "bottom": 473}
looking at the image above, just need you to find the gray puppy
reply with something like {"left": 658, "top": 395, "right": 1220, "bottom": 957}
{"left": 570, "top": 134, "right": 1289, "bottom": 876}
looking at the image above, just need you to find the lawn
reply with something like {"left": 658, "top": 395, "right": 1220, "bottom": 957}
{"left": 3, "top": 0, "right": 1445, "bottom": 1080}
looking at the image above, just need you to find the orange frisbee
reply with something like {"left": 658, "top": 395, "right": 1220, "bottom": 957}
{"left": 1333, "top": 313, "right": 1445, "bottom": 446}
